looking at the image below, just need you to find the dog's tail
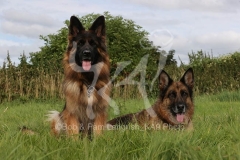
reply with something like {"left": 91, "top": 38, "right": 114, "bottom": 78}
{"left": 47, "top": 111, "right": 63, "bottom": 136}
{"left": 107, "top": 113, "right": 134, "bottom": 126}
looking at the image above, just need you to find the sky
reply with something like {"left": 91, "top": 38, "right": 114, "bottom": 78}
{"left": 0, "top": 0, "right": 240, "bottom": 66}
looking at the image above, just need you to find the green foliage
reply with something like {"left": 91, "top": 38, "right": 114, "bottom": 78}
{"left": 0, "top": 52, "right": 64, "bottom": 102}
{"left": 166, "top": 49, "right": 177, "bottom": 66}
{"left": 187, "top": 51, "right": 240, "bottom": 94}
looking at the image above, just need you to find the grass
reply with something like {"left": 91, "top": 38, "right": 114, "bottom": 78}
{"left": 0, "top": 91, "right": 240, "bottom": 160}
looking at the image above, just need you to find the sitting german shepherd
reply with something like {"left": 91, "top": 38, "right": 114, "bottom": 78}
{"left": 48, "top": 15, "right": 110, "bottom": 138}
{"left": 108, "top": 68, "right": 194, "bottom": 130}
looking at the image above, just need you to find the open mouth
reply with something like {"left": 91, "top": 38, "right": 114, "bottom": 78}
{"left": 172, "top": 105, "right": 186, "bottom": 123}
{"left": 82, "top": 58, "right": 92, "bottom": 71}
{"left": 176, "top": 113, "right": 185, "bottom": 123}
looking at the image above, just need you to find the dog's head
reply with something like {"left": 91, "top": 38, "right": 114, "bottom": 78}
{"left": 158, "top": 68, "right": 194, "bottom": 124}
{"left": 69, "top": 15, "right": 105, "bottom": 71}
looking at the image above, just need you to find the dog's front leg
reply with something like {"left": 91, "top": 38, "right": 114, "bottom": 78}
{"left": 93, "top": 112, "right": 107, "bottom": 136}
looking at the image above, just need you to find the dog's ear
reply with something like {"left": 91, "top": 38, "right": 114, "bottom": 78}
{"left": 69, "top": 16, "right": 85, "bottom": 37}
{"left": 89, "top": 16, "right": 105, "bottom": 37}
{"left": 159, "top": 70, "right": 173, "bottom": 91}
{"left": 180, "top": 68, "right": 194, "bottom": 89}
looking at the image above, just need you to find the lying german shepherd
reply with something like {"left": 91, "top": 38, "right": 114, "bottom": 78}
{"left": 48, "top": 15, "right": 111, "bottom": 138}
{"left": 108, "top": 68, "right": 194, "bottom": 130}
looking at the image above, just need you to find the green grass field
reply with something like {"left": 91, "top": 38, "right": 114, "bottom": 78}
{"left": 0, "top": 91, "right": 240, "bottom": 160}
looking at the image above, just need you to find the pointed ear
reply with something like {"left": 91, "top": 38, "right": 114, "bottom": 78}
{"left": 159, "top": 70, "right": 173, "bottom": 91}
{"left": 89, "top": 16, "right": 105, "bottom": 37}
{"left": 180, "top": 68, "right": 194, "bottom": 89}
{"left": 69, "top": 16, "right": 85, "bottom": 37}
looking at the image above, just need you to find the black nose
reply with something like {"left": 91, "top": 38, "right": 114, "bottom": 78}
{"left": 83, "top": 50, "right": 91, "bottom": 57}
{"left": 177, "top": 104, "right": 185, "bottom": 112}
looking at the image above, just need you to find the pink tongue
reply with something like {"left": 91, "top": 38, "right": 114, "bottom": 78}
{"left": 82, "top": 61, "right": 91, "bottom": 71}
{"left": 176, "top": 114, "right": 184, "bottom": 122}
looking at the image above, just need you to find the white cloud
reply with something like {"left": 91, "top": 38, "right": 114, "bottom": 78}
{"left": 0, "top": 0, "right": 105, "bottom": 19}
{"left": 0, "top": 39, "right": 21, "bottom": 46}
{"left": 122, "top": 0, "right": 240, "bottom": 13}
{"left": 0, "top": 9, "right": 63, "bottom": 38}
{"left": 1, "top": 20, "right": 59, "bottom": 38}
{"left": 195, "top": 31, "right": 240, "bottom": 45}
{"left": 0, "top": 58, "right": 3, "bottom": 66}
{"left": 2, "top": 9, "right": 61, "bottom": 27}
{"left": 193, "top": 31, "right": 240, "bottom": 54}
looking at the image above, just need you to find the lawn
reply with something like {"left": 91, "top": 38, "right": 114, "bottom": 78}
{"left": 0, "top": 91, "right": 240, "bottom": 160}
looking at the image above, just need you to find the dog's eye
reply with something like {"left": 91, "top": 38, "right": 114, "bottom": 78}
{"left": 168, "top": 92, "right": 176, "bottom": 99}
{"left": 181, "top": 91, "right": 188, "bottom": 97}
{"left": 89, "top": 39, "right": 96, "bottom": 45}
{"left": 78, "top": 40, "right": 85, "bottom": 46}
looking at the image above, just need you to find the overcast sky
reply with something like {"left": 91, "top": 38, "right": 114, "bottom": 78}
{"left": 0, "top": 0, "right": 240, "bottom": 66}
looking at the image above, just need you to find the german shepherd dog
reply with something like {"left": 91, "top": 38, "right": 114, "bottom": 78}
{"left": 48, "top": 15, "right": 110, "bottom": 137}
{"left": 108, "top": 68, "right": 194, "bottom": 130}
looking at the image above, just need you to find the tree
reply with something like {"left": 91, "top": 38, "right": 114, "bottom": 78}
{"left": 166, "top": 49, "right": 177, "bottom": 66}
{"left": 18, "top": 52, "right": 28, "bottom": 68}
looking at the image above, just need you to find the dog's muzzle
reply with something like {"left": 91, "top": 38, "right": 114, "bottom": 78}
{"left": 173, "top": 104, "right": 186, "bottom": 123}
{"left": 82, "top": 50, "right": 91, "bottom": 61}
{"left": 176, "top": 104, "right": 185, "bottom": 113}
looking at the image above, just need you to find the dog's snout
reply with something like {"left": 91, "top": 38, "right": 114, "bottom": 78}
{"left": 83, "top": 50, "right": 91, "bottom": 56}
{"left": 177, "top": 104, "right": 185, "bottom": 112}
